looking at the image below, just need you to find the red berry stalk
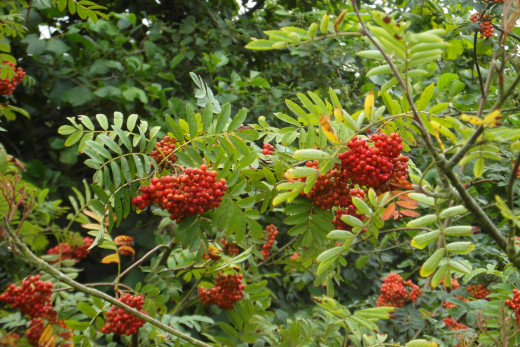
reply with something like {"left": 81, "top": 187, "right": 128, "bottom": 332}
{"left": 262, "top": 143, "right": 274, "bottom": 155}
{"left": 150, "top": 135, "right": 178, "bottom": 169}
{"left": 0, "top": 275, "right": 55, "bottom": 319}
{"left": 199, "top": 273, "right": 245, "bottom": 310}
{"left": 46, "top": 236, "right": 94, "bottom": 263}
{"left": 131, "top": 164, "right": 227, "bottom": 222}
{"left": 101, "top": 294, "right": 147, "bottom": 335}
{"left": 0, "top": 61, "right": 25, "bottom": 96}
{"left": 261, "top": 224, "right": 278, "bottom": 260}
{"left": 376, "top": 273, "right": 421, "bottom": 308}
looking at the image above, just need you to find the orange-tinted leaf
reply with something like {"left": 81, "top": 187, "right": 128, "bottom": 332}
{"left": 114, "top": 235, "right": 134, "bottom": 246}
{"left": 117, "top": 246, "right": 135, "bottom": 257}
{"left": 80, "top": 223, "right": 100, "bottom": 230}
{"left": 39, "top": 324, "right": 57, "bottom": 347}
{"left": 400, "top": 209, "right": 421, "bottom": 217}
{"left": 83, "top": 210, "right": 102, "bottom": 222}
{"left": 396, "top": 200, "right": 418, "bottom": 209}
{"left": 101, "top": 253, "right": 120, "bottom": 264}
{"left": 381, "top": 202, "right": 398, "bottom": 221}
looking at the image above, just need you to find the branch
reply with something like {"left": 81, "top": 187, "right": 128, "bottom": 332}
{"left": 7, "top": 231, "right": 212, "bottom": 347}
{"left": 474, "top": 31, "right": 485, "bottom": 95}
{"left": 116, "top": 244, "right": 170, "bottom": 284}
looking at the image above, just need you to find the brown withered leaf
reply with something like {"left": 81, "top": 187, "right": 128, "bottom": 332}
{"left": 101, "top": 253, "right": 120, "bottom": 264}
{"left": 396, "top": 200, "right": 418, "bottom": 209}
{"left": 400, "top": 209, "right": 421, "bottom": 217}
{"left": 381, "top": 202, "right": 399, "bottom": 221}
{"left": 38, "top": 324, "right": 56, "bottom": 347}
{"left": 117, "top": 246, "right": 135, "bottom": 257}
{"left": 114, "top": 235, "right": 134, "bottom": 247}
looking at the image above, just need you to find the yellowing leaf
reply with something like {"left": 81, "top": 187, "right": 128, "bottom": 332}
{"left": 319, "top": 114, "right": 341, "bottom": 144}
{"left": 101, "top": 253, "right": 120, "bottom": 264}
{"left": 39, "top": 324, "right": 54, "bottom": 347}
{"left": 114, "top": 235, "right": 134, "bottom": 246}
{"left": 117, "top": 246, "right": 135, "bottom": 257}
{"left": 460, "top": 114, "right": 483, "bottom": 125}
{"left": 364, "top": 92, "right": 374, "bottom": 121}
{"left": 483, "top": 109, "right": 502, "bottom": 127}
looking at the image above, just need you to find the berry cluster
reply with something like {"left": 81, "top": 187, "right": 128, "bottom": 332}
{"left": 443, "top": 317, "right": 469, "bottom": 330}
{"left": 261, "top": 224, "right": 278, "bottom": 260}
{"left": 101, "top": 294, "right": 146, "bottom": 335}
{"left": 467, "top": 284, "right": 490, "bottom": 300}
{"left": 338, "top": 133, "right": 407, "bottom": 188}
{"left": 0, "top": 275, "right": 55, "bottom": 319}
{"left": 470, "top": 13, "right": 493, "bottom": 39}
{"left": 220, "top": 237, "right": 239, "bottom": 256}
{"left": 199, "top": 273, "right": 245, "bottom": 310}
{"left": 506, "top": 289, "right": 520, "bottom": 324}
{"left": 376, "top": 273, "right": 421, "bottom": 308}
{"left": 203, "top": 245, "right": 221, "bottom": 260}
{"left": 46, "top": 236, "right": 93, "bottom": 263}
{"left": 444, "top": 317, "right": 472, "bottom": 347}
{"left": 150, "top": 136, "right": 177, "bottom": 169}
{"left": 290, "top": 252, "right": 300, "bottom": 260}
{"left": 262, "top": 143, "right": 274, "bottom": 155}
{"left": 26, "top": 318, "right": 45, "bottom": 346}
{"left": 131, "top": 165, "right": 227, "bottom": 222}
{"left": 0, "top": 61, "right": 25, "bottom": 95}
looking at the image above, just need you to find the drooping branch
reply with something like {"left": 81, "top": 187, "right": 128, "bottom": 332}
{"left": 5, "top": 228, "right": 212, "bottom": 347}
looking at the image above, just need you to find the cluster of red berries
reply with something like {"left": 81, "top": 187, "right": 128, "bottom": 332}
{"left": 262, "top": 143, "right": 274, "bottom": 155}
{"left": 0, "top": 275, "right": 55, "bottom": 319}
{"left": 101, "top": 294, "right": 146, "bottom": 335}
{"left": 505, "top": 289, "right": 520, "bottom": 324}
{"left": 467, "top": 284, "right": 490, "bottom": 300}
{"left": 376, "top": 273, "right": 421, "bottom": 308}
{"left": 443, "top": 317, "right": 469, "bottom": 330}
{"left": 261, "top": 224, "right": 278, "bottom": 260}
{"left": 26, "top": 318, "right": 45, "bottom": 346}
{"left": 150, "top": 136, "right": 177, "bottom": 169}
{"left": 470, "top": 13, "right": 493, "bottom": 39}
{"left": 131, "top": 165, "right": 227, "bottom": 222}
{"left": 0, "top": 61, "right": 25, "bottom": 95}
{"left": 220, "top": 237, "right": 239, "bottom": 256}
{"left": 338, "top": 133, "right": 407, "bottom": 188}
{"left": 290, "top": 252, "right": 300, "bottom": 260}
{"left": 46, "top": 236, "right": 93, "bottom": 262}
{"left": 199, "top": 273, "right": 245, "bottom": 310}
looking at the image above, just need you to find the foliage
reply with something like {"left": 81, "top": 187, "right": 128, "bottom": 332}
{"left": 1, "top": 0, "right": 520, "bottom": 346}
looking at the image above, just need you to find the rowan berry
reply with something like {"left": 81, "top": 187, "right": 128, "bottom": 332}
{"left": 26, "top": 318, "right": 45, "bottom": 346}
{"left": 467, "top": 284, "right": 490, "bottom": 300}
{"left": 46, "top": 237, "right": 93, "bottom": 263}
{"left": 260, "top": 225, "right": 278, "bottom": 260}
{"left": 0, "top": 61, "right": 25, "bottom": 96}
{"left": 0, "top": 275, "right": 55, "bottom": 319}
{"left": 0, "top": 332, "right": 20, "bottom": 346}
{"left": 376, "top": 273, "right": 421, "bottom": 308}
{"left": 132, "top": 165, "right": 227, "bottom": 222}
{"left": 220, "top": 237, "right": 239, "bottom": 256}
{"left": 150, "top": 136, "right": 177, "bottom": 169}
{"left": 199, "top": 273, "right": 245, "bottom": 310}
{"left": 262, "top": 143, "right": 274, "bottom": 155}
{"left": 101, "top": 294, "right": 146, "bottom": 335}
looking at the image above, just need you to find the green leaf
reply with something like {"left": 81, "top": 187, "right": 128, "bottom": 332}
{"left": 64, "top": 132, "right": 83, "bottom": 147}
{"left": 126, "top": 114, "right": 138, "bottom": 131}
{"left": 112, "top": 126, "right": 132, "bottom": 151}
{"left": 228, "top": 108, "right": 248, "bottom": 132}
{"left": 284, "top": 167, "right": 318, "bottom": 179}
{"left": 245, "top": 39, "right": 276, "bottom": 50}
{"left": 448, "top": 260, "right": 471, "bottom": 275}
{"left": 96, "top": 114, "right": 109, "bottom": 130}
{"left": 275, "top": 112, "right": 301, "bottom": 126}
{"left": 186, "top": 103, "right": 198, "bottom": 140}
{"left": 407, "top": 193, "right": 435, "bottom": 206}
{"left": 431, "top": 264, "right": 449, "bottom": 288}
{"left": 406, "top": 214, "right": 438, "bottom": 227}
{"left": 352, "top": 197, "right": 372, "bottom": 215}
{"left": 340, "top": 214, "right": 364, "bottom": 228}
{"left": 86, "top": 140, "right": 111, "bottom": 159}
{"left": 405, "top": 339, "right": 439, "bottom": 347}
{"left": 439, "top": 205, "right": 467, "bottom": 218}
{"left": 98, "top": 135, "right": 122, "bottom": 155}
{"left": 77, "top": 302, "right": 97, "bottom": 319}
{"left": 215, "top": 102, "right": 231, "bottom": 133}
{"left": 474, "top": 157, "right": 485, "bottom": 178}
{"left": 327, "top": 229, "right": 355, "bottom": 240}
{"left": 90, "top": 184, "right": 110, "bottom": 204}
{"left": 420, "top": 248, "right": 445, "bottom": 277}
{"left": 444, "top": 226, "right": 474, "bottom": 236}
{"left": 316, "top": 246, "right": 343, "bottom": 262}
{"left": 292, "top": 149, "right": 330, "bottom": 160}
{"left": 411, "top": 230, "right": 441, "bottom": 250}
{"left": 445, "top": 242, "right": 474, "bottom": 254}
{"left": 415, "top": 84, "right": 434, "bottom": 111}
{"left": 77, "top": 115, "right": 95, "bottom": 131}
